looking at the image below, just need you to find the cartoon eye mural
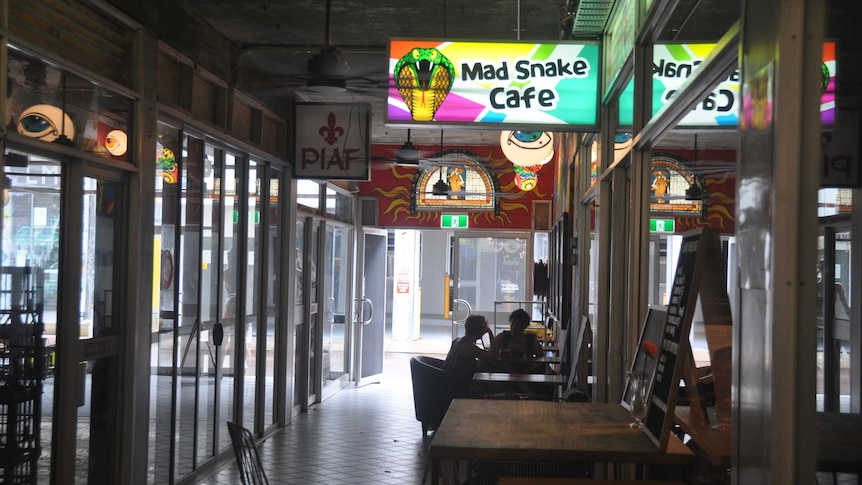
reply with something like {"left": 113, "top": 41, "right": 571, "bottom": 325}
{"left": 500, "top": 130, "right": 554, "bottom": 168}
{"left": 17, "top": 104, "right": 75, "bottom": 142}
{"left": 394, "top": 47, "right": 455, "bottom": 121}
{"left": 105, "top": 129, "right": 128, "bottom": 157}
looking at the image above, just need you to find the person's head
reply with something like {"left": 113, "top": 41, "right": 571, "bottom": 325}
{"left": 508, "top": 308, "right": 531, "bottom": 333}
{"left": 464, "top": 314, "right": 489, "bottom": 337}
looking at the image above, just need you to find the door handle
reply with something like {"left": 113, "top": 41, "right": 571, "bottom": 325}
{"left": 450, "top": 299, "right": 472, "bottom": 340}
{"left": 354, "top": 297, "right": 373, "bottom": 325}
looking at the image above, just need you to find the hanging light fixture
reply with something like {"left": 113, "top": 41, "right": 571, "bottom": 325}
{"left": 432, "top": 130, "right": 450, "bottom": 196}
{"left": 395, "top": 129, "right": 420, "bottom": 165}
{"left": 432, "top": 169, "right": 450, "bottom": 196}
{"left": 500, "top": 130, "right": 555, "bottom": 168}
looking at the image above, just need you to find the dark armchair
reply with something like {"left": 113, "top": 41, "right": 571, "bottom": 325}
{"left": 409, "top": 355, "right": 470, "bottom": 436}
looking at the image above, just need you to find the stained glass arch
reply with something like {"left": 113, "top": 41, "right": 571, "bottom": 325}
{"left": 412, "top": 150, "right": 499, "bottom": 212}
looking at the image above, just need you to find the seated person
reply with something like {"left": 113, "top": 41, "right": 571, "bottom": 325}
{"left": 443, "top": 314, "right": 499, "bottom": 396}
{"left": 495, "top": 308, "right": 543, "bottom": 358}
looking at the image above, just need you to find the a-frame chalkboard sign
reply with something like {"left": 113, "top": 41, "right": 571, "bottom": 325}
{"left": 643, "top": 227, "right": 727, "bottom": 451}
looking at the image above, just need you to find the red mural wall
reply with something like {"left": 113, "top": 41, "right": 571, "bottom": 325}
{"left": 586, "top": 148, "right": 736, "bottom": 234}
{"left": 356, "top": 144, "right": 555, "bottom": 229}
{"left": 664, "top": 148, "right": 736, "bottom": 235}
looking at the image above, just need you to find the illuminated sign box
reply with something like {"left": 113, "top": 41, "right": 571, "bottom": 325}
{"left": 618, "top": 42, "right": 836, "bottom": 127}
{"left": 387, "top": 39, "right": 600, "bottom": 130}
{"left": 293, "top": 102, "right": 371, "bottom": 180}
{"left": 441, "top": 214, "right": 469, "bottom": 228}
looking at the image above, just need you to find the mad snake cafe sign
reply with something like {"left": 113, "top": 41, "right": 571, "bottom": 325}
{"left": 387, "top": 40, "right": 600, "bottom": 129}
{"left": 618, "top": 42, "right": 837, "bottom": 127}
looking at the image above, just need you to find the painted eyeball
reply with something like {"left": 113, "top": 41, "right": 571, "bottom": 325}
{"left": 17, "top": 104, "right": 75, "bottom": 142}
{"left": 105, "top": 129, "right": 128, "bottom": 156}
{"left": 615, "top": 132, "right": 633, "bottom": 152}
{"left": 500, "top": 130, "right": 554, "bottom": 167}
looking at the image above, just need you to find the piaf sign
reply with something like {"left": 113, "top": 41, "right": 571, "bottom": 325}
{"left": 293, "top": 102, "right": 371, "bottom": 180}
{"left": 387, "top": 39, "right": 600, "bottom": 130}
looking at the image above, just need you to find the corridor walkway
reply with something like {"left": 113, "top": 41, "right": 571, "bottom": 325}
{"left": 201, "top": 351, "right": 440, "bottom": 485}
{"left": 196, "top": 317, "right": 856, "bottom": 485}
{"left": 199, "top": 318, "right": 453, "bottom": 485}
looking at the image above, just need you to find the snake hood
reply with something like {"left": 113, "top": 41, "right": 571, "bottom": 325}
{"left": 394, "top": 47, "right": 456, "bottom": 121}
{"left": 395, "top": 48, "right": 455, "bottom": 90}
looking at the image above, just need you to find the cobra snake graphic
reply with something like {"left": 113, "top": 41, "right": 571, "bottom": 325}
{"left": 394, "top": 47, "right": 455, "bottom": 121}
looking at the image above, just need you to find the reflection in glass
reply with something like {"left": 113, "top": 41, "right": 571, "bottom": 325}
{"left": 456, "top": 236, "right": 528, "bottom": 330}
{"left": 297, "top": 180, "right": 320, "bottom": 212}
{"left": 78, "top": 177, "right": 121, "bottom": 483}
{"left": 174, "top": 134, "right": 204, "bottom": 478}
{"left": 322, "top": 225, "right": 349, "bottom": 396}
{"left": 150, "top": 123, "right": 180, "bottom": 484}
{"left": 265, "top": 174, "right": 281, "bottom": 426}
{"left": 7, "top": 48, "right": 132, "bottom": 158}
{"left": 293, "top": 220, "right": 305, "bottom": 409}
{"left": 198, "top": 144, "right": 221, "bottom": 462}
{"left": 244, "top": 160, "right": 262, "bottom": 426}
{"left": 219, "top": 153, "right": 239, "bottom": 452}
{"left": 2, "top": 154, "right": 61, "bottom": 483}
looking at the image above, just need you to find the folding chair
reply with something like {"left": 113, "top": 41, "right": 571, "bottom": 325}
{"left": 227, "top": 421, "right": 270, "bottom": 485}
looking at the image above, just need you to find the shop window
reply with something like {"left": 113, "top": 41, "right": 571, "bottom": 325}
{"left": 7, "top": 47, "right": 132, "bottom": 160}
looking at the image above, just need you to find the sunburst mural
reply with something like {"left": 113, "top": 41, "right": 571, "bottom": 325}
{"left": 359, "top": 145, "right": 553, "bottom": 229}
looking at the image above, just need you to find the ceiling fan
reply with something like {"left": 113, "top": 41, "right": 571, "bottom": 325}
{"left": 296, "top": 0, "right": 389, "bottom": 93}
{"left": 239, "top": 0, "right": 389, "bottom": 95}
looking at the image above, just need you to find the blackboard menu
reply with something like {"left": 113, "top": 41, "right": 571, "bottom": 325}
{"left": 644, "top": 229, "right": 707, "bottom": 450}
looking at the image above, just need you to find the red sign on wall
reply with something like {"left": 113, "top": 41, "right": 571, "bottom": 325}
{"left": 396, "top": 280, "right": 410, "bottom": 293}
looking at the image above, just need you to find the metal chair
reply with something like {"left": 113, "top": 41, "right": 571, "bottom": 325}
{"left": 227, "top": 421, "right": 270, "bottom": 485}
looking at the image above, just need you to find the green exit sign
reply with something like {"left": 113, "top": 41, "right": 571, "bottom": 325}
{"left": 232, "top": 210, "right": 260, "bottom": 224}
{"left": 441, "top": 214, "right": 469, "bottom": 228}
{"left": 650, "top": 219, "right": 675, "bottom": 233}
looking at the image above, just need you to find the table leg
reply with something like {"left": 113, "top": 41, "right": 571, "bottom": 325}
{"left": 431, "top": 457, "right": 439, "bottom": 485}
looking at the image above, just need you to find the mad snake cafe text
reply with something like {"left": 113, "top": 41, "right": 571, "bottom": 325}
{"left": 460, "top": 57, "right": 591, "bottom": 109}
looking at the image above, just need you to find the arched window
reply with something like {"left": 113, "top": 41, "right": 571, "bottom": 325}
{"left": 412, "top": 150, "right": 499, "bottom": 212}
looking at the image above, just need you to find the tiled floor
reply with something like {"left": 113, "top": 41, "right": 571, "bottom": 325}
{"left": 204, "top": 350, "right": 440, "bottom": 485}
{"left": 198, "top": 320, "right": 453, "bottom": 485}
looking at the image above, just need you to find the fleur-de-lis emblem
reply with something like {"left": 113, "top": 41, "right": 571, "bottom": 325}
{"left": 319, "top": 112, "right": 344, "bottom": 145}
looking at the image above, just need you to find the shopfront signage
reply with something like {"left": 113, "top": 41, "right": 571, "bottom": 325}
{"left": 387, "top": 39, "right": 600, "bottom": 129}
{"left": 441, "top": 214, "right": 469, "bottom": 228}
{"left": 618, "top": 42, "right": 836, "bottom": 127}
{"left": 294, "top": 102, "right": 371, "bottom": 180}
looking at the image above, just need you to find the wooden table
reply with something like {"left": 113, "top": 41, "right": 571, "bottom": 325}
{"left": 430, "top": 400, "right": 695, "bottom": 484}
{"left": 673, "top": 407, "right": 730, "bottom": 468}
{"left": 673, "top": 408, "right": 862, "bottom": 474}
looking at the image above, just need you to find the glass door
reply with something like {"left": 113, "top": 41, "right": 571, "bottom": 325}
{"left": 2, "top": 152, "right": 62, "bottom": 483}
{"left": 291, "top": 218, "right": 307, "bottom": 415}
{"left": 76, "top": 175, "right": 124, "bottom": 484}
{"left": 354, "top": 227, "right": 387, "bottom": 387}
{"left": 817, "top": 217, "right": 853, "bottom": 412}
{"left": 452, "top": 233, "right": 529, "bottom": 335}
{"left": 320, "top": 223, "right": 351, "bottom": 398}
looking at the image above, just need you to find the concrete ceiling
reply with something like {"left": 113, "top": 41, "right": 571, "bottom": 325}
{"left": 167, "top": 0, "right": 741, "bottom": 149}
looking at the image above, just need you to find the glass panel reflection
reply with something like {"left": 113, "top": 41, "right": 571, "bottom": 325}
{"left": 322, "top": 225, "right": 348, "bottom": 395}
{"left": 2, "top": 153, "right": 61, "bottom": 484}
